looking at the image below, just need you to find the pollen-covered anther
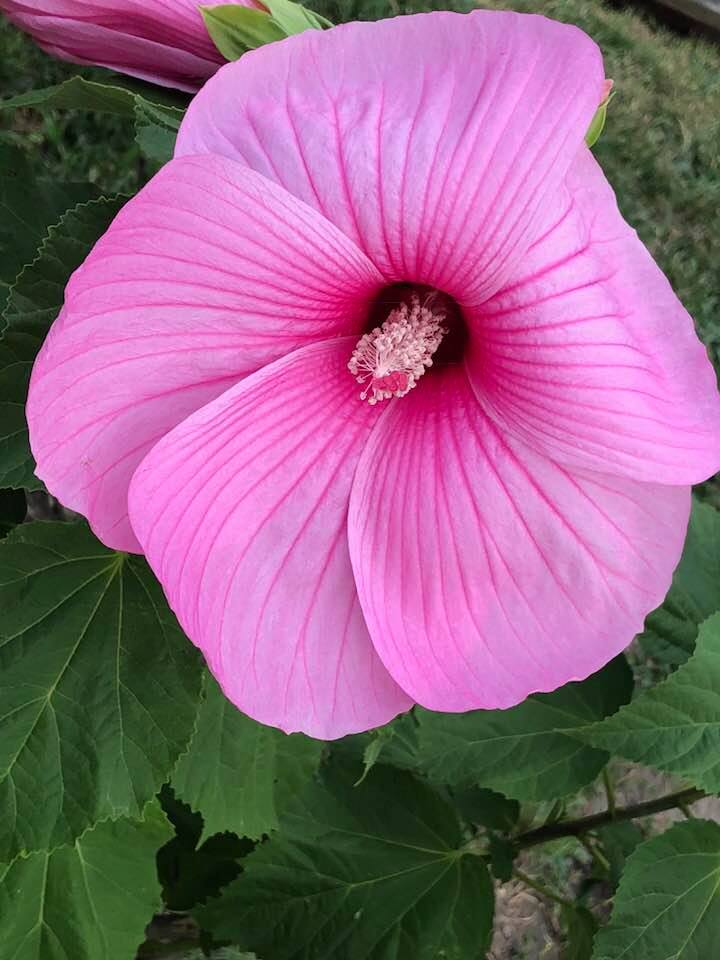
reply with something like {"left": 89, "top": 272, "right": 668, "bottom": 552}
{"left": 348, "top": 294, "right": 447, "bottom": 404}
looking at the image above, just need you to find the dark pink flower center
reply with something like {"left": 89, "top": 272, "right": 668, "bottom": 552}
{"left": 349, "top": 285, "right": 467, "bottom": 404}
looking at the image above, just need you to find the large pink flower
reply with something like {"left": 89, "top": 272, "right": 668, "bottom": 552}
{"left": 0, "top": 0, "right": 260, "bottom": 89}
{"left": 26, "top": 12, "right": 720, "bottom": 739}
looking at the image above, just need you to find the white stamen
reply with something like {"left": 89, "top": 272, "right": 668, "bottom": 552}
{"left": 348, "top": 294, "right": 447, "bottom": 404}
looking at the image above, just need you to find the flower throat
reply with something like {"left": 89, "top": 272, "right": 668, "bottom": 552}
{"left": 348, "top": 294, "right": 448, "bottom": 404}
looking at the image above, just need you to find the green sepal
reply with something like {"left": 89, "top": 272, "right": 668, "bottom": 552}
{"left": 586, "top": 88, "right": 615, "bottom": 148}
{"left": 263, "top": 0, "right": 333, "bottom": 31}
{"left": 201, "top": 1, "right": 332, "bottom": 61}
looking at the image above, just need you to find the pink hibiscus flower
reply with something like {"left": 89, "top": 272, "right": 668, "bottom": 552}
{"left": 0, "top": 0, "right": 260, "bottom": 90}
{"left": 26, "top": 11, "right": 720, "bottom": 739}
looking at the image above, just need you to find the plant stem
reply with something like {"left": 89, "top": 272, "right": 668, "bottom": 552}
{"left": 602, "top": 767, "right": 616, "bottom": 819}
{"left": 513, "top": 868, "right": 575, "bottom": 909}
{"left": 578, "top": 834, "right": 611, "bottom": 874}
{"left": 515, "top": 786, "right": 706, "bottom": 850}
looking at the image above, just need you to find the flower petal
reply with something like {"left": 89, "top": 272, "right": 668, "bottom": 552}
{"left": 128, "top": 339, "right": 412, "bottom": 739}
{"left": 467, "top": 148, "right": 720, "bottom": 484}
{"left": 27, "top": 154, "right": 381, "bottom": 551}
{"left": 0, "top": 0, "right": 231, "bottom": 90}
{"left": 348, "top": 368, "right": 690, "bottom": 713}
{"left": 177, "top": 10, "right": 604, "bottom": 299}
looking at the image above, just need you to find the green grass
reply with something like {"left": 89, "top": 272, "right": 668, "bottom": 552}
{"left": 1, "top": 0, "right": 719, "bottom": 361}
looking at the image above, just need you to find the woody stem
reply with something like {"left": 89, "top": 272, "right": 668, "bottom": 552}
{"left": 514, "top": 786, "right": 706, "bottom": 850}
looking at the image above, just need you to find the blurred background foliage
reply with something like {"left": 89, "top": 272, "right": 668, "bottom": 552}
{"left": 0, "top": 23, "right": 143, "bottom": 193}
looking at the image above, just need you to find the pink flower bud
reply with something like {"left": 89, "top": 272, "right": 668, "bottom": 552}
{"left": 0, "top": 0, "right": 263, "bottom": 90}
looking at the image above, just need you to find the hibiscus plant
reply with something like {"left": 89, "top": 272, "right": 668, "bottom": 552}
{"left": 0, "top": 1, "right": 719, "bottom": 958}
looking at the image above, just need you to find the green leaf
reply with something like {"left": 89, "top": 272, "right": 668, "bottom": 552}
{"left": 209, "top": 952, "right": 256, "bottom": 960}
{"left": 416, "top": 656, "right": 633, "bottom": 801}
{"left": 592, "top": 819, "right": 720, "bottom": 960}
{"left": 185, "top": 950, "right": 256, "bottom": 960}
{"left": 197, "top": 760, "right": 495, "bottom": 959}
{"left": 488, "top": 832, "right": 515, "bottom": 882}
{"left": 574, "top": 613, "right": 720, "bottom": 791}
{"left": 157, "top": 787, "right": 250, "bottom": 911}
{"left": 0, "top": 74, "right": 187, "bottom": 117}
{"left": 159, "top": 829, "right": 248, "bottom": 912}
{"left": 201, "top": 1, "right": 330, "bottom": 60}
{"left": 562, "top": 905, "right": 598, "bottom": 960}
{"left": 639, "top": 499, "right": 720, "bottom": 666}
{"left": 0, "top": 488, "right": 25, "bottom": 537}
{"left": 172, "top": 672, "right": 322, "bottom": 841}
{"left": 355, "top": 730, "right": 388, "bottom": 785}
{"left": 0, "top": 194, "right": 124, "bottom": 489}
{"left": 0, "top": 801, "right": 172, "bottom": 960}
{"left": 0, "top": 144, "right": 98, "bottom": 294}
{"left": 337, "top": 711, "right": 420, "bottom": 784}
{"left": 134, "top": 99, "right": 184, "bottom": 165}
{"left": 0, "top": 521, "right": 201, "bottom": 861}
{"left": 596, "top": 821, "right": 644, "bottom": 888}
{"left": 452, "top": 786, "right": 520, "bottom": 832}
